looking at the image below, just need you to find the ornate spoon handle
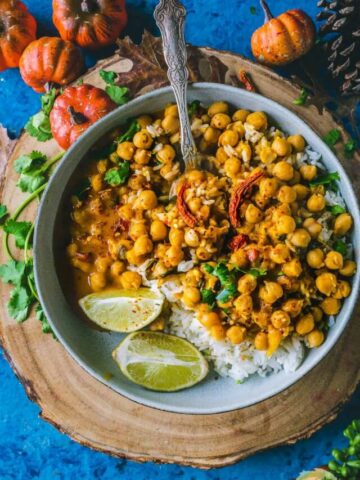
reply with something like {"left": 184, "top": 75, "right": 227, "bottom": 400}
{"left": 154, "top": 0, "right": 198, "bottom": 171}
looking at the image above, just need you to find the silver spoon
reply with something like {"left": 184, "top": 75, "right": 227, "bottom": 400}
{"left": 154, "top": 0, "right": 199, "bottom": 173}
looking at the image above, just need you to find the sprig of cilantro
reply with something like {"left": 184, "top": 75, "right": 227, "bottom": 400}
{"left": 309, "top": 171, "right": 340, "bottom": 189}
{"left": 99, "top": 69, "right": 130, "bottom": 105}
{"left": 333, "top": 239, "right": 348, "bottom": 256}
{"left": 116, "top": 120, "right": 140, "bottom": 144}
{"left": 25, "top": 88, "right": 58, "bottom": 142}
{"left": 188, "top": 100, "right": 201, "bottom": 117}
{"left": 323, "top": 129, "right": 341, "bottom": 147}
{"left": 0, "top": 204, "right": 8, "bottom": 222}
{"left": 200, "top": 289, "right": 216, "bottom": 308}
{"left": 293, "top": 88, "right": 309, "bottom": 106}
{"left": 327, "top": 205, "right": 346, "bottom": 215}
{"left": 344, "top": 139, "right": 357, "bottom": 158}
{"left": 104, "top": 161, "right": 131, "bottom": 186}
{"left": 3, "top": 219, "right": 33, "bottom": 249}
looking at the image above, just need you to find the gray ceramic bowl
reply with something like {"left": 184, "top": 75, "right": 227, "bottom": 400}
{"left": 34, "top": 83, "right": 360, "bottom": 414}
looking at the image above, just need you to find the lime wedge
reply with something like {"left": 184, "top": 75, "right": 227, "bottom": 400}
{"left": 113, "top": 331, "right": 208, "bottom": 391}
{"left": 78, "top": 288, "right": 164, "bottom": 332}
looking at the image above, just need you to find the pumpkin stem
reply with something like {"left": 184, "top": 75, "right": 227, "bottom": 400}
{"left": 80, "top": 0, "right": 98, "bottom": 14}
{"left": 260, "top": 0, "right": 273, "bottom": 22}
{"left": 68, "top": 106, "right": 88, "bottom": 125}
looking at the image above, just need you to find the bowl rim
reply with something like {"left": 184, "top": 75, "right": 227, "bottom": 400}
{"left": 34, "top": 82, "right": 360, "bottom": 414}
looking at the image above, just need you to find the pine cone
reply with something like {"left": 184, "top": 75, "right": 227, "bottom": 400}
{"left": 317, "top": 0, "right": 360, "bottom": 96}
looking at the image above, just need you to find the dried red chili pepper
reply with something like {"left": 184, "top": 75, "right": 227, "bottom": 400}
{"left": 238, "top": 70, "right": 256, "bottom": 92}
{"left": 229, "top": 170, "right": 264, "bottom": 228}
{"left": 177, "top": 182, "right": 197, "bottom": 227}
{"left": 229, "top": 234, "right": 248, "bottom": 251}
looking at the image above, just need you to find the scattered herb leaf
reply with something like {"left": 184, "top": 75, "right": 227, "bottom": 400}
{"left": 17, "top": 172, "right": 47, "bottom": 193}
{"left": 8, "top": 286, "right": 33, "bottom": 323}
{"left": 104, "top": 162, "right": 131, "bottom": 186}
{"left": 293, "top": 88, "right": 309, "bottom": 106}
{"left": 323, "top": 129, "right": 341, "bottom": 147}
{"left": 327, "top": 205, "right": 346, "bottom": 215}
{"left": 243, "top": 268, "right": 267, "bottom": 278}
{"left": 35, "top": 304, "right": 54, "bottom": 335}
{"left": 105, "top": 85, "right": 129, "bottom": 105}
{"left": 333, "top": 240, "right": 347, "bottom": 256}
{"left": 25, "top": 111, "right": 52, "bottom": 142}
{"left": 344, "top": 139, "right": 357, "bottom": 158}
{"left": 309, "top": 171, "right": 340, "bottom": 188}
{"left": 116, "top": 120, "right": 140, "bottom": 144}
{"left": 0, "top": 204, "right": 8, "bottom": 221}
{"left": 99, "top": 70, "right": 118, "bottom": 85}
{"left": 201, "top": 289, "right": 216, "bottom": 308}
{"left": 14, "top": 151, "right": 47, "bottom": 174}
{"left": 203, "top": 264, "right": 214, "bottom": 274}
{"left": 188, "top": 100, "right": 200, "bottom": 116}
{"left": 3, "top": 219, "right": 33, "bottom": 249}
{"left": 0, "top": 260, "right": 27, "bottom": 285}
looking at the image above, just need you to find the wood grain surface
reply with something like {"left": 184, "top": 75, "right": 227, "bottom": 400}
{"left": 0, "top": 34, "right": 359, "bottom": 469}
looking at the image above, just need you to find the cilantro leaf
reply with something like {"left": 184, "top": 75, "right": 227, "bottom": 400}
{"left": 201, "top": 289, "right": 216, "bottom": 308}
{"left": 216, "top": 284, "right": 238, "bottom": 303}
{"left": 323, "top": 129, "right": 341, "bottom": 147}
{"left": 99, "top": 70, "right": 118, "bottom": 85}
{"left": 17, "top": 172, "right": 47, "bottom": 193}
{"left": 8, "top": 286, "right": 33, "bottom": 323}
{"left": 211, "top": 263, "right": 238, "bottom": 303}
{"left": 188, "top": 100, "right": 200, "bottom": 116}
{"left": 14, "top": 151, "right": 47, "bottom": 174}
{"left": 344, "top": 139, "right": 357, "bottom": 158}
{"left": 35, "top": 304, "right": 54, "bottom": 335}
{"left": 105, "top": 85, "right": 129, "bottom": 105}
{"left": 0, "top": 204, "right": 8, "bottom": 221}
{"left": 309, "top": 171, "right": 340, "bottom": 187}
{"left": 104, "top": 162, "right": 131, "bottom": 186}
{"left": 116, "top": 120, "right": 140, "bottom": 143}
{"left": 327, "top": 205, "right": 346, "bottom": 215}
{"left": 3, "top": 219, "right": 33, "bottom": 249}
{"left": 41, "top": 88, "right": 57, "bottom": 116}
{"left": 0, "top": 260, "right": 26, "bottom": 285}
{"left": 293, "top": 88, "right": 309, "bottom": 106}
{"left": 245, "top": 268, "right": 267, "bottom": 277}
{"left": 203, "top": 264, "right": 214, "bottom": 274}
{"left": 333, "top": 240, "right": 347, "bottom": 256}
{"left": 73, "top": 178, "right": 91, "bottom": 200}
{"left": 25, "top": 111, "right": 53, "bottom": 142}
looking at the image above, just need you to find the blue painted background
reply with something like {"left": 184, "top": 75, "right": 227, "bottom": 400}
{"left": 0, "top": 1, "right": 359, "bottom": 479}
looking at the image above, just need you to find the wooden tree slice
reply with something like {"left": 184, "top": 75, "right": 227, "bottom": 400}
{"left": 1, "top": 35, "right": 359, "bottom": 469}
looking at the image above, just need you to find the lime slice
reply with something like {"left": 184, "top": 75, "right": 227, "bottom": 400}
{"left": 79, "top": 288, "right": 164, "bottom": 332}
{"left": 113, "top": 331, "right": 208, "bottom": 391}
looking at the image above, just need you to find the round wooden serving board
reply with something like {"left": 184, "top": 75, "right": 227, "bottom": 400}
{"left": 0, "top": 34, "right": 359, "bottom": 469}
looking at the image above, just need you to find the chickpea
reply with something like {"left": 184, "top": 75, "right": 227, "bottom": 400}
{"left": 272, "top": 137, "right": 291, "bottom": 157}
{"left": 211, "top": 113, "right": 231, "bottom": 130}
{"left": 208, "top": 101, "right": 229, "bottom": 117}
{"left": 89, "top": 272, "right": 107, "bottom": 292}
{"left": 133, "top": 129, "right": 153, "bottom": 149}
{"left": 259, "top": 177, "right": 278, "bottom": 197}
{"left": 126, "top": 249, "right": 144, "bottom": 266}
{"left": 186, "top": 169, "right": 206, "bottom": 185}
{"left": 165, "top": 245, "right": 184, "bottom": 266}
{"left": 339, "top": 260, "right": 356, "bottom": 277}
{"left": 237, "top": 143, "right": 252, "bottom": 163}
{"left": 97, "top": 159, "right": 108, "bottom": 174}
{"left": 296, "top": 313, "right": 315, "bottom": 335}
{"left": 169, "top": 228, "right": 184, "bottom": 247}
{"left": 91, "top": 173, "right": 103, "bottom": 192}
{"left": 185, "top": 268, "right": 202, "bottom": 287}
{"left": 164, "top": 104, "right": 178, "bottom": 117}
{"left": 210, "top": 324, "right": 226, "bottom": 341}
{"left": 282, "top": 298, "right": 303, "bottom": 318}
{"left": 218, "top": 129, "right": 239, "bottom": 147}
{"left": 215, "top": 147, "right": 228, "bottom": 164}
{"left": 232, "top": 109, "right": 249, "bottom": 122}
{"left": 117, "top": 141, "right": 136, "bottom": 161}
{"left": 234, "top": 293, "right": 253, "bottom": 315}
{"left": 333, "top": 279, "right": 351, "bottom": 299}
{"left": 260, "top": 146, "right": 277, "bottom": 164}
{"left": 255, "top": 332, "right": 268, "bottom": 351}
{"left": 129, "top": 222, "right": 148, "bottom": 241}
{"left": 199, "top": 205, "right": 210, "bottom": 221}
{"left": 66, "top": 243, "right": 78, "bottom": 257}
{"left": 300, "top": 165, "right": 317, "bottom": 181}
{"left": 271, "top": 310, "right": 291, "bottom": 329}
{"left": 282, "top": 259, "right": 303, "bottom": 278}
{"left": 110, "top": 261, "right": 126, "bottom": 279}
{"left": 246, "top": 111, "right": 268, "bottom": 130}
{"left": 226, "top": 325, "right": 246, "bottom": 344}
{"left": 267, "top": 328, "right": 282, "bottom": 356}
{"left": 230, "top": 121, "right": 246, "bottom": 137}
{"left": 238, "top": 274, "right": 257, "bottom": 294}
{"left": 161, "top": 115, "right": 180, "bottom": 134}
{"left": 137, "top": 190, "right": 158, "bottom": 210}
{"left": 118, "top": 204, "right": 133, "bottom": 221}
{"left": 259, "top": 281, "right": 283, "bottom": 304}
{"left": 156, "top": 144, "right": 176, "bottom": 164}
{"left": 203, "top": 126, "right": 221, "bottom": 144}
{"left": 288, "top": 228, "right": 311, "bottom": 248}
{"left": 128, "top": 174, "right": 147, "bottom": 191}
{"left": 224, "top": 157, "right": 242, "bottom": 177}
{"left": 276, "top": 215, "right": 296, "bottom": 235}
{"left": 230, "top": 249, "right": 249, "bottom": 268}
{"left": 134, "top": 149, "right": 151, "bottom": 165}
{"left": 184, "top": 229, "right": 200, "bottom": 248}
{"left": 306, "top": 249, "right": 325, "bottom": 269}
{"left": 182, "top": 287, "right": 201, "bottom": 307}
{"left": 287, "top": 134, "right": 306, "bottom": 152}
{"left": 196, "top": 247, "right": 212, "bottom": 261}
{"left": 316, "top": 272, "right": 337, "bottom": 296}
{"left": 199, "top": 311, "right": 221, "bottom": 328}
{"left": 334, "top": 213, "right": 353, "bottom": 236}
{"left": 303, "top": 217, "right": 322, "bottom": 238}
{"left": 136, "top": 115, "right": 152, "bottom": 128}
{"left": 307, "top": 193, "right": 326, "bottom": 212}
{"left": 277, "top": 186, "right": 297, "bottom": 204}
{"left": 307, "top": 329, "right": 325, "bottom": 348}
{"left": 325, "top": 251, "right": 344, "bottom": 270}
{"left": 320, "top": 297, "right": 341, "bottom": 315}
{"left": 133, "top": 235, "right": 153, "bottom": 257}
{"left": 311, "top": 306, "right": 323, "bottom": 323}
{"left": 273, "top": 161, "right": 294, "bottom": 181}
{"left": 150, "top": 220, "right": 168, "bottom": 242}
{"left": 71, "top": 258, "right": 92, "bottom": 273}
{"left": 293, "top": 184, "right": 309, "bottom": 200}
{"left": 270, "top": 244, "right": 291, "bottom": 264}
{"left": 245, "top": 204, "right": 263, "bottom": 223}
{"left": 121, "top": 271, "right": 142, "bottom": 289}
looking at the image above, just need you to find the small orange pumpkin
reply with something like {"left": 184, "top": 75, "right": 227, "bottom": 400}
{"left": 19, "top": 37, "right": 85, "bottom": 93}
{"left": 50, "top": 84, "right": 117, "bottom": 150}
{"left": 52, "top": 0, "right": 128, "bottom": 50}
{"left": 0, "top": 0, "right": 37, "bottom": 71}
{"left": 251, "top": 0, "right": 315, "bottom": 66}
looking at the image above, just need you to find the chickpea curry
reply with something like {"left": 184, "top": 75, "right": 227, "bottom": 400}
{"left": 65, "top": 100, "right": 356, "bottom": 357}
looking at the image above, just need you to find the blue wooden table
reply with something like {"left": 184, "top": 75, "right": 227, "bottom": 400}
{"left": 0, "top": 1, "right": 359, "bottom": 479}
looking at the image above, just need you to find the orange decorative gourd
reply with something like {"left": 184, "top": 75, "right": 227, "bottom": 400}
{"left": 50, "top": 84, "right": 117, "bottom": 150}
{"left": 19, "top": 37, "right": 85, "bottom": 93}
{"left": 0, "top": 0, "right": 37, "bottom": 71}
{"left": 251, "top": 0, "right": 315, "bottom": 66}
{"left": 52, "top": 0, "right": 128, "bottom": 50}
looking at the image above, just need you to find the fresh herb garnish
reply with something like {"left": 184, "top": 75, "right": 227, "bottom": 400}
{"left": 293, "top": 88, "right": 309, "bottom": 106}
{"left": 14, "top": 150, "right": 56, "bottom": 193}
{"left": 344, "top": 139, "right": 357, "bottom": 158}
{"left": 8, "top": 286, "right": 32, "bottom": 322}
{"left": 25, "top": 89, "right": 58, "bottom": 142}
{"left": 327, "top": 205, "right": 346, "bottom": 215}
{"left": 333, "top": 240, "right": 348, "bottom": 256}
{"left": 100, "top": 69, "right": 129, "bottom": 105}
{"left": 216, "top": 284, "right": 238, "bottom": 303}
{"left": 203, "top": 264, "right": 214, "bottom": 274}
{"left": 328, "top": 419, "right": 360, "bottom": 479}
{"left": 41, "top": 88, "right": 57, "bottom": 116}
{"left": 104, "top": 162, "right": 131, "bottom": 186}
{"left": 3, "top": 219, "right": 33, "bottom": 249}
{"left": 0, "top": 204, "right": 8, "bottom": 221}
{"left": 188, "top": 100, "right": 200, "bottom": 116}
{"left": 323, "top": 129, "right": 341, "bottom": 147}
{"left": 35, "top": 304, "right": 53, "bottom": 334}
{"left": 240, "top": 268, "right": 267, "bottom": 278}
{"left": 201, "top": 289, "right": 216, "bottom": 308}
{"left": 309, "top": 171, "right": 340, "bottom": 188}
{"left": 211, "top": 263, "right": 238, "bottom": 303}
{"left": 0, "top": 259, "right": 27, "bottom": 285}
{"left": 116, "top": 120, "right": 140, "bottom": 144}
